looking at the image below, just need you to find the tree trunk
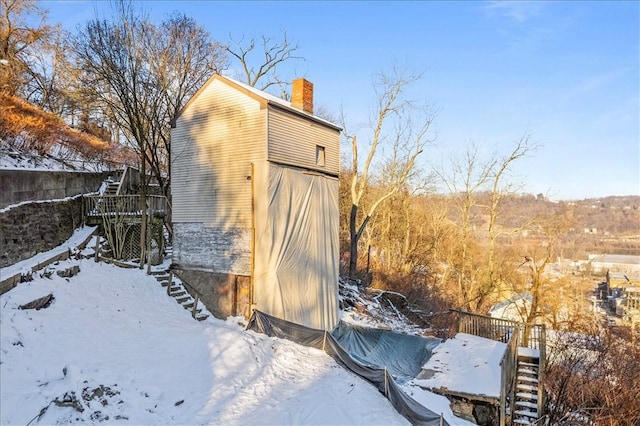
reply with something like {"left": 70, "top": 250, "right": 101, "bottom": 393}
{"left": 349, "top": 204, "right": 373, "bottom": 279}
{"left": 349, "top": 204, "right": 358, "bottom": 278}
{"left": 139, "top": 160, "right": 147, "bottom": 269}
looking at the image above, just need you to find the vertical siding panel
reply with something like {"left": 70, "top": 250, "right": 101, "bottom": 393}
{"left": 171, "top": 79, "right": 266, "bottom": 274}
{"left": 171, "top": 80, "right": 266, "bottom": 228}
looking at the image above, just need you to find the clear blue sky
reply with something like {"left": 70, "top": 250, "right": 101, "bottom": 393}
{"left": 43, "top": 1, "right": 639, "bottom": 201}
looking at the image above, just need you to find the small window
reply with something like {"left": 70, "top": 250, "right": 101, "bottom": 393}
{"left": 316, "top": 145, "right": 326, "bottom": 167}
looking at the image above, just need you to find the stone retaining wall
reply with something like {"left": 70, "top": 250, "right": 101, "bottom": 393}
{"left": 0, "top": 169, "right": 117, "bottom": 209}
{"left": 0, "top": 196, "right": 84, "bottom": 267}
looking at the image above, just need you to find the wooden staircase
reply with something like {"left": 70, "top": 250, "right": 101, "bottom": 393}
{"left": 512, "top": 349, "right": 542, "bottom": 425}
{"left": 104, "top": 179, "right": 120, "bottom": 196}
{"left": 151, "top": 270, "right": 208, "bottom": 322}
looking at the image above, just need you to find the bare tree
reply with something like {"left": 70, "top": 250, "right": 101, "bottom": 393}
{"left": 345, "top": 66, "right": 435, "bottom": 278}
{"left": 0, "top": 0, "right": 57, "bottom": 96}
{"left": 482, "top": 135, "right": 536, "bottom": 299}
{"left": 434, "top": 143, "right": 493, "bottom": 310}
{"left": 512, "top": 207, "right": 573, "bottom": 344}
{"left": 21, "top": 30, "right": 74, "bottom": 115}
{"left": 433, "top": 136, "right": 536, "bottom": 311}
{"left": 70, "top": 1, "right": 226, "bottom": 265}
{"left": 226, "top": 31, "right": 302, "bottom": 93}
{"left": 141, "top": 11, "right": 227, "bottom": 195}
{"left": 70, "top": 1, "right": 226, "bottom": 195}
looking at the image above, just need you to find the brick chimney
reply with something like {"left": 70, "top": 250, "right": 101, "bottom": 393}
{"left": 291, "top": 78, "right": 313, "bottom": 114}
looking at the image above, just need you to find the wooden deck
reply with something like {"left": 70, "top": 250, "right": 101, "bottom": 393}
{"left": 83, "top": 195, "right": 170, "bottom": 226}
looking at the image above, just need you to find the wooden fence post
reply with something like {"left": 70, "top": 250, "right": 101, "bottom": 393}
{"left": 167, "top": 271, "right": 173, "bottom": 296}
{"left": 94, "top": 236, "right": 100, "bottom": 262}
{"left": 192, "top": 294, "right": 199, "bottom": 319}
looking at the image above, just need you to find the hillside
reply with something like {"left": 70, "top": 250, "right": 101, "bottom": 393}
{"left": 464, "top": 192, "right": 640, "bottom": 257}
{"left": 0, "top": 232, "right": 473, "bottom": 426}
{"left": 0, "top": 93, "right": 135, "bottom": 171}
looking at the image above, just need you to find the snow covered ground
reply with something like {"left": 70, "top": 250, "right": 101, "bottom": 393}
{"left": 1, "top": 233, "right": 478, "bottom": 425}
{"left": 408, "top": 333, "right": 507, "bottom": 399}
{"left": 0, "top": 254, "right": 409, "bottom": 425}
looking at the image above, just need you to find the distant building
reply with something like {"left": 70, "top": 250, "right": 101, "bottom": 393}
{"left": 489, "top": 293, "right": 532, "bottom": 323}
{"left": 619, "top": 287, "right": 640, "bottom": 324}
{"left": 589, "top": 254, "right": 640, "bottom": 277}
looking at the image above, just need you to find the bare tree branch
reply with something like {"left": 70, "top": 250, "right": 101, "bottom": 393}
{"left": 226, "top": 31, "right": 303, "bottom": 92}
{"left": 346, "top": 66, "right": 435, "bottom": 277}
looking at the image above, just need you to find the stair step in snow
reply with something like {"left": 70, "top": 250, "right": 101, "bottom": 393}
{"left": 184, "top": 306, "right": 202, "bottom": 314}
{"left": 516, "top": 391, "right": 538, "bottom": 401}
{"left": 517, "top": 375, "right": 539, "bottom": 384}
{"left": 515, "top": 409, "right": 539, "bottom": 419}
{"left": 182, "top": 303, "right": 201, "bottom": 313}
{"left": 150, "top": 270, "right": 169, "bottom": 276}
{"left": 513, "top": 418, "right": 534, "bottom": 425}
{"left": 517, "top": 383, "right": 538, "bottom": 392}
{"left": 195, "top": 314, "right": 208, "bottom": 321}
{"left": 176, "top": 296, "right": 191, "bottom": 304}
{"left": 518, "top": 361, "right": 539, "bottom": 368}
{"left": 515, "top": 400, "right": 538, "bottom": 410}
{"left": 518, "top": 367, "right": 538, "bottom": 375}
{"left": 170, "top": 291, "right": 187, "bottom": 298}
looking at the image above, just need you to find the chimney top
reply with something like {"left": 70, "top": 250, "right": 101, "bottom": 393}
{"left": 291, "top": 78, "right": 313, "bottom": 115}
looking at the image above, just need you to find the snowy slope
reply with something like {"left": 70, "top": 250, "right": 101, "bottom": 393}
{"left": 0, "top": 224, "right": 490, "bottom": 426}
{"left": 1, "top": 255, "right": 412, "bottom": 425}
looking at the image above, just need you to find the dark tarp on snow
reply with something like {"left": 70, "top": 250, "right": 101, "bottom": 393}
{"left": 331, "top": 321, "right": 441, "bottom": 380}
{"left": 246, "top": 310, "right": 448, "bottom": 426}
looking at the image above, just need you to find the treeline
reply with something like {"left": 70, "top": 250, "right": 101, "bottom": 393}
{"left": 0, "top": 92, "right": 136, "bottom": 169}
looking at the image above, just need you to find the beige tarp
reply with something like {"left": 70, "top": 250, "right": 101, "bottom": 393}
{"left": 253, "top": 161, "right": 339, "bottom": 331}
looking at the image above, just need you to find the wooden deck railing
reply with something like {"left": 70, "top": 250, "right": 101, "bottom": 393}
{"left": 453, "top": 309, "right": 547, "bottom": 424}
{"left": 83, "top": 195, "right": 170, "bottom": 221}
{"left": 499, "top": 328, "right": 519, "bottom": 426}
{"left": 455, "top": 309, "right": 520, "bottom": 343}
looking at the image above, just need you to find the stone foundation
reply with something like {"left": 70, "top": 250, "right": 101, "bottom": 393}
{"left": 173, "top": 268, "right": 251, "bottom": 320}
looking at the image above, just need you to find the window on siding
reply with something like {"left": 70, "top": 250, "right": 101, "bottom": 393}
{"left": 316, "top": 145, "right": 326, "bottom": 167}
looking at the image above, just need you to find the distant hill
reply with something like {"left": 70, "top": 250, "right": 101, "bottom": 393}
{"left": 0, "top": 93, "right": 135, "bottom": 171}
{"left": 474, "top": 192, "right": 640, "bottom": 257}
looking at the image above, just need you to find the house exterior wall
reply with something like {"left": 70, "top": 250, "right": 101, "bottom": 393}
{"left": 267, "top": 106, "right": 340, "bottom": 176}
{"left": 171, "top": 79, "right": 267, "bottom": 275}
{"left": 172, "top": 223, "right": 251, "bottom": 275}
{"left": 171, "top": 76, "right": 341, "bottom": 324}
{"left": 173, "top": 268, "right": 251, "bottom": 319}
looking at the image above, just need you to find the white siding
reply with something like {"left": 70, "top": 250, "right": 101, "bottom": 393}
{"left": 171, "top": 79, "right": 267, "bottom": 229}
{"left": 267, "top": 107, "right": 340, "bottom": 175}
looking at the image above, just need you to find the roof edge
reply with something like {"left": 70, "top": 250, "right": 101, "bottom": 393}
{"left": 171, "top": 74, "right": 342, "bottom": 132}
